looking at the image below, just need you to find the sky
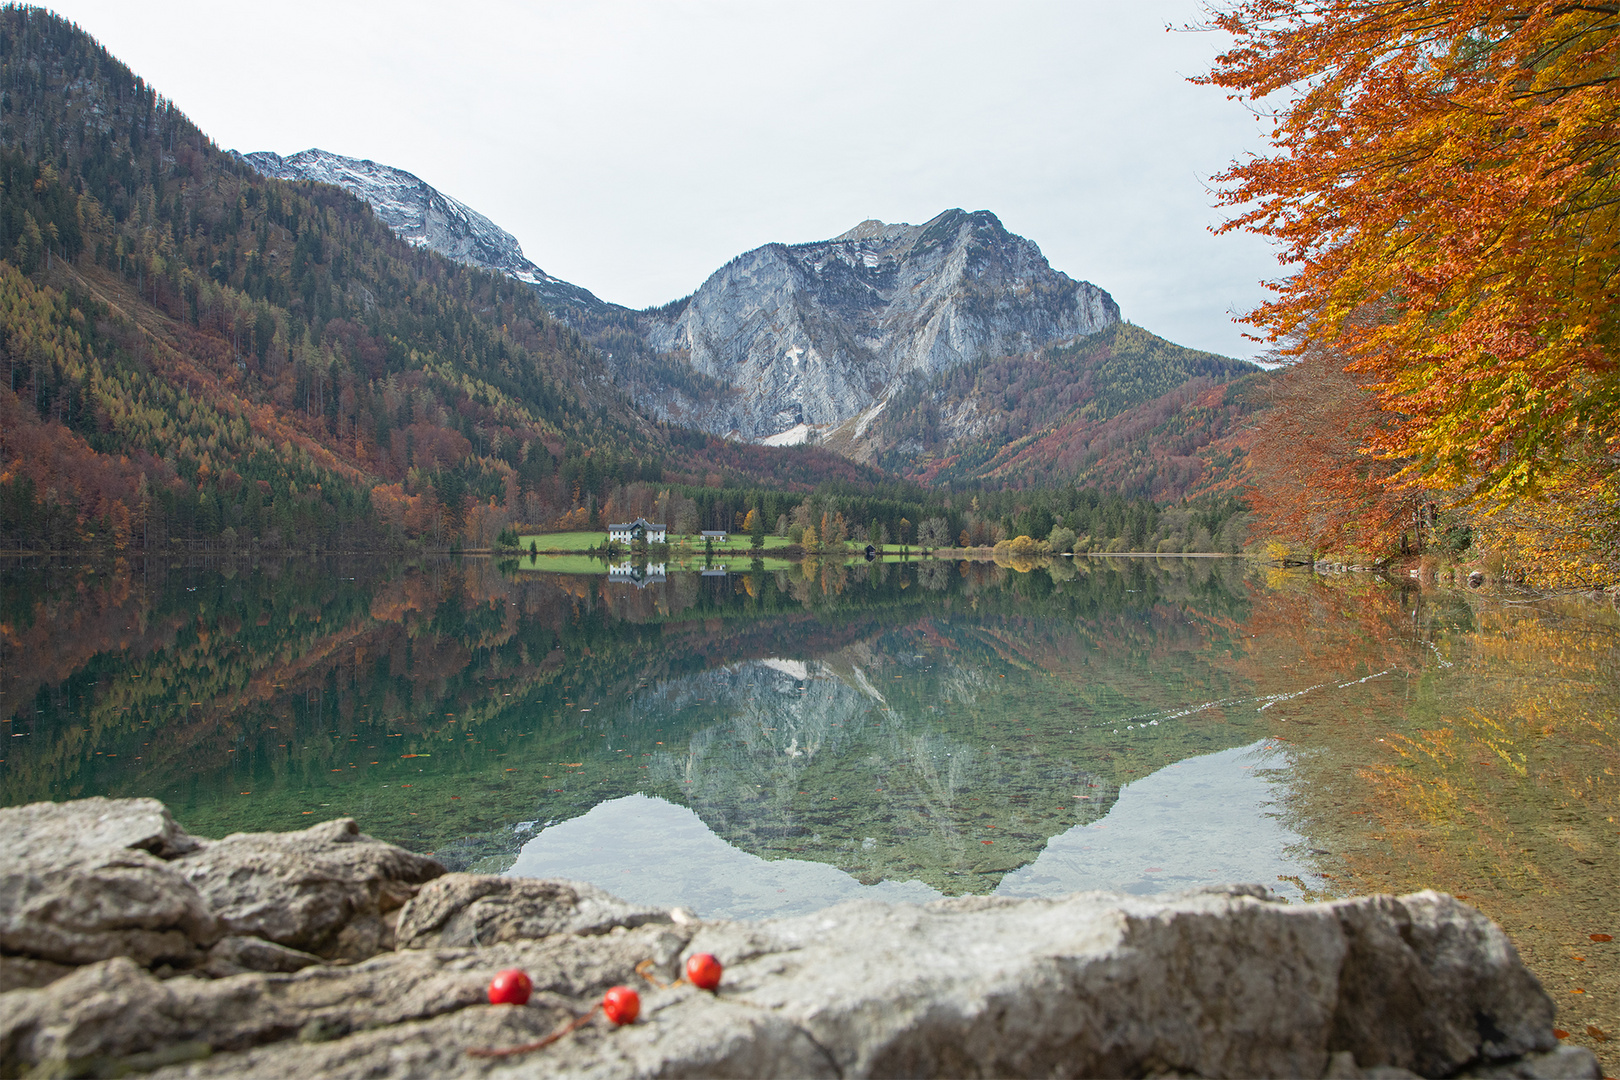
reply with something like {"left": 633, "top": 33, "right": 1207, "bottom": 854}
{"left": 42, "top": 1, "right": 1282, "bottom": 360}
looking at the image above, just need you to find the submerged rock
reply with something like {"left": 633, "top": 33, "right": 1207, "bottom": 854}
{"left": 0, "top": 798, "right": 1599, "bottom": 1079}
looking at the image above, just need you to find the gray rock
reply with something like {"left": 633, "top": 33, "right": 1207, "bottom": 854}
{"left": 1, "top": 797, "right": 200, "bottom": 863}
{"left": 0, "top": 798, "right": 218, "bottom": 966}
{"left": 0, "top": 955, "right": 73, "bottom": 993}
{"left": 1, "top": 925, "right": 694, "bottom": 1076}
{"left": 394, "top": 874, "right": 673, "bottom": 950}
{"left": 1327, "top": 892, "right": 1554, "bottom": 1075}
{"left": 0, "top": 801, "right": 1595, "bottom": 1079}
{"left": 204, "top": 936, "right": 323, "bottom": 977}
{"left": 1458, "top": 1045, "right": 1604, "bottom": 1078}
{"left": 172, "top": 817, "right": 444, "bottom": 960}
{"left": 635, "top": 210, "right": 1120, "bottom": 441}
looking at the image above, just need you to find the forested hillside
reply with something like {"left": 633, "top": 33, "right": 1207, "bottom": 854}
{"left": 0, "top": 7, "right": 879, "bottom": 553}
{"left": 860, "top": 323, "right": 1261, "bottom": 500}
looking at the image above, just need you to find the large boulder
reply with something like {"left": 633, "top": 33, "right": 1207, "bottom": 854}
{"left": 0, "top": 800, "right": 446, "bottom": 973}
{"left": 172, "top": 817, "right": 445, "bottom": 960}
{"left": 3, "top": 880, "right": 1603, "bottom": 1078}
{"left": 0, "top": 923, "right": 693, "bottom": 1076}
{"left": 0, "top": 800, "right": 1599, "bottom": 1079}
{"left": 0, "top": 798, "right": 218, "bottom": 966}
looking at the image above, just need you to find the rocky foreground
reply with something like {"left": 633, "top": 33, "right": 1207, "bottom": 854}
{"left": 0, "top": 799, "right": 1600, "bottom": 1079}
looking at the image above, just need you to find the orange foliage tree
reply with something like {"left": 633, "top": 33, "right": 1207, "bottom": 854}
{"left": 1203, "top": 1, "right": 1620, "bottom": 507}
{"left": 1245, "top": 338, "right": 1426, "bottom": 557}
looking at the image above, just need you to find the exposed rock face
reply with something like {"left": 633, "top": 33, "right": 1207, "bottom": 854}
{"left": 0, "top": 798, "right": 1599, "bottom": 1079}
{"left": 0, "top": 797, "right": 217, "bottom": 967}
{"left": 234, "top": 149, "right": 606, "bottom": 312}
{"left": 636, "top": 210, "right": 1120, "bottom": 440}
{"left": 172, "top": 817, "right": 444, "bottom": 961}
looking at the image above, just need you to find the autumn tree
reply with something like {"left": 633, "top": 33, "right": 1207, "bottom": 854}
{"left": 1244, "top": 336, "right": 1427, "bottom": 557}
{"left": 1203, "top": 1, "right": 1620, "bottom": 508}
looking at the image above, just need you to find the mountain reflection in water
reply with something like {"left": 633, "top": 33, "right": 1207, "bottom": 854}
{"left": 4, "top": 552, "right": 1618, "bottom": 1064}
{"left": 512, "top": 740, "right": 1310, "bottom": 919}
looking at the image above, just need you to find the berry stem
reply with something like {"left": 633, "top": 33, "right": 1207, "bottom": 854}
{"left": 465, "top": 1005, "right": 600, "bottom": 1058}
{"left": 635, "top": 958, "right": 683, "bottom": 990}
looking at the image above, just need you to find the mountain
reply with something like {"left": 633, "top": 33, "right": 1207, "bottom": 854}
{"left": 628, "top": 210, "right": 1120, "bottom": 442}
{"left": 225, "top": 149, "right": 1258, "bottom": 493}
{"left": 851, "top": 323, "right": 1263, "bottom": 501}
{"left": 235, "top": 149, "right": 606, "bottom": 313}
{"left": 228, "top": 159, "right": 1126, "bottom": 453}
{"left": 0, "top": 8, "right": 878, "bottom": 556}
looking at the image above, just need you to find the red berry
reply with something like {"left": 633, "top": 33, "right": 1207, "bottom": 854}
{"left": 602, "top": 985, "right": 640, "bottom": 1025}
{"left": 685, "top": 952, "right": 723, "bottom": 991}
{"left": 488, "top": 969, "right": 531, "bottom": 1006}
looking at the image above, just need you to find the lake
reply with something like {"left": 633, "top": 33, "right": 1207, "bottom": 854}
{"left": 3, "top": 553, "right": 1616, "bottom": 1063}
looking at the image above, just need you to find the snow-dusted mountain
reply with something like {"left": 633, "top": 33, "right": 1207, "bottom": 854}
{"left": 234, "top": 148, "right": 606, "bottom": 312}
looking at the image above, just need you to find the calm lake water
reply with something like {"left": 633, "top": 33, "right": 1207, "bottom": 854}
{"left": 3, "top": 553, "right": 1617, "bottom": 1062}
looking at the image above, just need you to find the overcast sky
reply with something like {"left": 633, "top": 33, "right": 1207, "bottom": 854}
{"left": 44, "top": 1, "right": 1280, "bottom": 359}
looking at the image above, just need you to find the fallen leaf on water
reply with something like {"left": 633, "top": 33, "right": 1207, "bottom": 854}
{"left": 982, "top": 840, "right": 993, "bottom": 845}
{"left": 1586, "top": 1025, "right": 1609, "bottom": 1043}
{"left": 1554, "top": 1029, "right": 1570, "bottom": 1039}
{"left": 1591, "top": 933, "right": 1613, "bottom": 942}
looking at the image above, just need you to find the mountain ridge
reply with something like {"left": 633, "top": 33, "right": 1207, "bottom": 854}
{"left": 230, "top": 149, "right": 1143, "bottom": 451}
{"left": 0, "top": 8, "right": 888, "bottom": 556}
{"left": 234, "top": 148, "right": 608, "bottom": 313}
{"left": 849, "top": 322, "right": 1262, "bottom": 500}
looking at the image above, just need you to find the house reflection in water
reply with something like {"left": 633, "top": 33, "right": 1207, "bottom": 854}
{"left": 607, "top": 562, "right": 667, "bottom": 587}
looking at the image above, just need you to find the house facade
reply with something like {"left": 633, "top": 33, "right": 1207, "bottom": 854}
{"left": 607, "top": 517, "right": 667, "bottom": 544}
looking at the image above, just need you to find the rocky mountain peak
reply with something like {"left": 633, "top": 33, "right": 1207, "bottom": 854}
{"left": 634, "top": 209, "right": 1120, "bottom": 442}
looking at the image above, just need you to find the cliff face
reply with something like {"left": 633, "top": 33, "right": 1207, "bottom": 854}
{"left": 635, "top": 210, "right": 1120, "bottom": 441}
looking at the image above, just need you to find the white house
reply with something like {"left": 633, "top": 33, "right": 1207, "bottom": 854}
{"left": 608, "top": 517, "right": 667, "bottom": 544}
